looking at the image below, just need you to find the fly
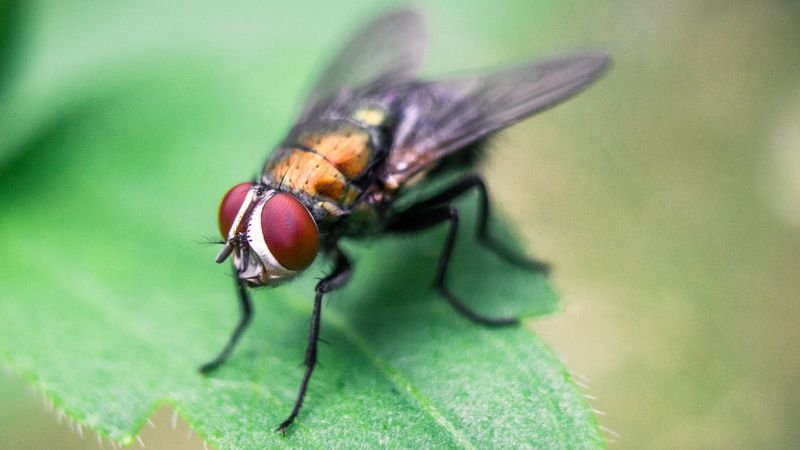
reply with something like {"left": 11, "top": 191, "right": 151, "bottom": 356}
{"left": 199, "top": 9, "right": 610, "bottom": 434}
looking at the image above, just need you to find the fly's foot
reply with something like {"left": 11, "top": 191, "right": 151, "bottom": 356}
{"left": 437, "top": 285, "right": 520, "bottom": 327}
{"left": 197, "top": 361, "right": 220, "bottom": 376}
{"left": 275, "top": 418, "right": 295, "bottom": 435}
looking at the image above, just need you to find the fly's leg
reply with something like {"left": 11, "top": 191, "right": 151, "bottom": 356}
{"left": 387, "top": 205, "right": 518, "bottom": 326}
{"left": 410, "top": 174, "right": 549, "bottom": 273}
{"left": 199, "top": 268, "right": 253, "bottom": 374}
{"left": 277, "top": 248, "right": 352, "bottom": 434}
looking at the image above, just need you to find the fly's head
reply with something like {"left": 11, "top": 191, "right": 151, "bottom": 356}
{"left": 216, "top": 182, "right": 320, "bottom": 286}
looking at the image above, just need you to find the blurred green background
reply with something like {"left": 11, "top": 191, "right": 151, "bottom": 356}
{"left": 1, "top": 0, "right": 799, "bottom": 448}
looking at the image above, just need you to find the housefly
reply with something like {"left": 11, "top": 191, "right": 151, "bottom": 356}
{"left": 200, "top": 9, "right": 610, "bottom": 433}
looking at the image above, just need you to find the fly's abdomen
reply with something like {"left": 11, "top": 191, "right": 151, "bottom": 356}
{"left": 263, "top": 120, "right": 381, "bottom": 215}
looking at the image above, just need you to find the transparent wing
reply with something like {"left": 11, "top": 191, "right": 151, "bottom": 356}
{"left": 383, "top": 52, "right": 611, "bottom": 186}
{"left": 297, "top": 9, "right": 426, "bottom": 121}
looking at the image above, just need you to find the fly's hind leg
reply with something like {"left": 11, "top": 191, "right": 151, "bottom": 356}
{"left": 386, "top": 204, "right": 519, "bottom": 326}
{"left": 404, "top": 174, "right": 550, "bottom": 274}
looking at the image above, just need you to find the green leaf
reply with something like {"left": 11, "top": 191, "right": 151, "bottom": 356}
{"left": 0, "top": 3, "right": 602, "bottom": 449}
{"left": 0, "top": 0, "right": 23, "bottom": 92}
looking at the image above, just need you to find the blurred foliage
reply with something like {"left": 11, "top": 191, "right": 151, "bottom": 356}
{"left": 0, "top": 0, "right": 22, "bottom": 91}
{"left": 2, "top": 0, "right": 800, "bottom": 449}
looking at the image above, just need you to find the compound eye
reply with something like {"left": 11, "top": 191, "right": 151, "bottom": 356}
{"left": 261, "top": 193, "right": 319, "bottom": 271}
{"left": 218, "top": 182, "right": 253, "bottom": 238}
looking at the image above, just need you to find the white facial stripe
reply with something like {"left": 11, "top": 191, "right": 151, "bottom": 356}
{"left": 246, "top": 190, "right": 297, "bottom": 279}
{"left": 227, "top": 187, "right": 259, "bottom": 241}
{"left": 235, "top": 248, "right": 263, "bottom": 280}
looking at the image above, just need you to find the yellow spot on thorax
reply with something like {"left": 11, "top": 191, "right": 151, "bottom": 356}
{"left": 353, "top": 107, "right": 386, "bottom": 126}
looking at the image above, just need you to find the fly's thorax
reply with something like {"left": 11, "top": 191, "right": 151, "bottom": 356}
{"left": 263, "top": 117, "right": 387, "bottom": 218}
{"left": 264, "top": 146, "right": 361, "bottom": 216}
{"left": 216, "top": 185, "right": 320, "bottom": 286}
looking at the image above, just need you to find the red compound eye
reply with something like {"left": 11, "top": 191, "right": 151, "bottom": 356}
{"left": 218, "top": 182, "right": 253, "bottom": 238}
{"left": 261, "top": 193, "right": 319, "bottom": 271}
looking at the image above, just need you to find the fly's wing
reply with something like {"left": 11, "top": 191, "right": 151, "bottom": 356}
{"left": 383, "top": 52, "right": 611, "bottom": 188}
{"left": 296, "top": 9, "right": 426, "bottom": 122}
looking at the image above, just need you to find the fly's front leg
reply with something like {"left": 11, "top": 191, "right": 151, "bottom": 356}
{"left": 276, "top": 248, "right": 352, "bottom": 434}
{"left": 386, "top": 205, "right": 519, "bottom": 326}
{"left": 199, "top": 267, "right": 253, "bottom": 374}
